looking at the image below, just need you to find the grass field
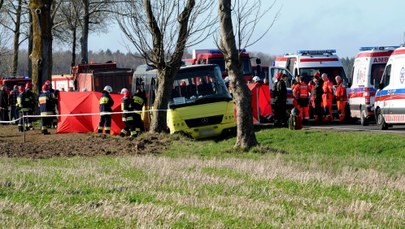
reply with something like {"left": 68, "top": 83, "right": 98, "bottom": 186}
{"left": 1, "top": 128, "right": 404, "bottom": 228}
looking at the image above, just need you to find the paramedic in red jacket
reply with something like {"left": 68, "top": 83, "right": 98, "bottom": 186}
{"left": 335, "top": 75, "right": 347, "bottom": 123}
{"left": 293, "top": 75, "right": 309, "bottom": 124}
{"left": 322, "top": 73, "right": 334, "bottom": 122}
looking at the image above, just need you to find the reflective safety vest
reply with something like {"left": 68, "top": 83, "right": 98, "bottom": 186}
{"left": 38, "top": 91, "right": 55, "bottom": 116}
{"left": 335, "top": 84, "right": 347, "bottom": 101}
{"left": 121, "top": 96, "right": 134, "bottom": 122}
{"left": 99, "top": 91, "right": 114, "bottom": 115}
{"left": 298, "top": 82, "right": 309, "bottom": 99}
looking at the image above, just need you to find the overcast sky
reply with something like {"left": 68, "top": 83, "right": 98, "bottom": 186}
{"left": 88, "top": 0, "right": 405, "bottom": 58}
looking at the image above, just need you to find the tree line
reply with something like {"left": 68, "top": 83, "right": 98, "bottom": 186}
{"left": 0, "top": 49, "right": 145, "bottom": 76}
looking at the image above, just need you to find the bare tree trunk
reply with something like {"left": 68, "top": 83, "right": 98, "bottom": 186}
{"left": 149, "top": 69, "right": 172, "bottom": 133}
{"left": 28, "top": 11, "right": 33, "bottom": 77}
{"left": 11, "top": 0, "right": 22, "bottom": 76}
{"left": 29, "top": 0, "right": 53, "bottom": 93}
{"left": 218, "top": 0, "right": 258, "bottom": 150}
{"left": 145, "top": 0, "right": 194, "bottom": 133}
{"left": 71, "top": 26, "right": 77, "bottom": 67}
{"left": 80, "top": 0, "right": 89, "bottom": 64}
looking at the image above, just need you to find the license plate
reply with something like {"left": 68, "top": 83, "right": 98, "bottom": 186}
{"left": 199, "top": 128, "right": 215, "bottom": 138}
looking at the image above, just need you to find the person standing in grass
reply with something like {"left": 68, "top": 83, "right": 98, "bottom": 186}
{"left": 132, "top": 86, "right": 147, "bottom": 137}
{"left": 38, "top": 84, "right": 55, "bottom": 135}
{"left": 0, "top": 86, "right": 9, "bottom": 124}
{"left": 120, "top": 88, "right": 137, "bottom": 138}
{"left": 98, "top": 85, "right": 114, "bottom": 135}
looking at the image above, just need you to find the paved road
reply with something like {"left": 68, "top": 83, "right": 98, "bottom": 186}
{"left": 305, "top": 119, "right": 405, "bottom": 134}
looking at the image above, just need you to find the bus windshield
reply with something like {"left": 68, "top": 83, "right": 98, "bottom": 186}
{"left": 170, "top": 66, "right": 232, "bottom": 108}
{"left": 299, "top": 67, "right": 347, "bottom": 85}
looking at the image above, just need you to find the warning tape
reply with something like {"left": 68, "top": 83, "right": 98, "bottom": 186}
{"left": 0, "top": 109, "right": 167, "bottom": 123}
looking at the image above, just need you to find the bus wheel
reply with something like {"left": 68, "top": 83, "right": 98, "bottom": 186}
{"left": 376, "top": 110, "right": 388, "bottom": 130}
{"left": 360, "top": 107, "right": 368, "bottom": 126}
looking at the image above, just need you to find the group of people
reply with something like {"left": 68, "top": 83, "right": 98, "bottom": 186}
{"left": 97, "top": 85, "right": 146, "bottom": 138}
{"left": 0, "top": 81, "right": 58, "bottom": 134}
{"left": 1, "top": 81, "right": 146, "bottom": 137}
{"left": 272, "top": 71, "right": 347, "bottom": 128}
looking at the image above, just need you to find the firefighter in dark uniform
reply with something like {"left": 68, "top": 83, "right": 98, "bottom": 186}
{"left": 272, "top": 72, "right": 287, "bottom": 127}
{"left": 120, "top": 88, "right": 137, "bottom": 138}
{"left": 132, "top": 86, "right": 146, "bottom": 136}
{"left": 17, "top": 82, "right": 35, "bottom": 131}
{"left": 38, "top": 84, "right": 55, "bottom": 135}
{"left": 45, "top": 80, "right": 59, "bottom": 128}
{"left": 98, "top": 85, "right": 114, "bottom": 134}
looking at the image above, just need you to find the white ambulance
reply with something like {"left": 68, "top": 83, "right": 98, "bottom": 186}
{"left": 349, "top": 46, "right": 397, "bottom": 125}
{"left": 374, "top": 46, "right": 405, "bottom": 130}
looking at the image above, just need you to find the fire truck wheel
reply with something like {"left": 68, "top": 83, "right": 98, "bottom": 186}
{"left": 376, "top": 110, "right": 388, "bottom": 130}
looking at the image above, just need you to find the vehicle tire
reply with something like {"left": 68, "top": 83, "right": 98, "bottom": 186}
{"left": 376, "top": 110, "right": 388, "bottom": 130}
{"left": 360, "top": 107, "right": 368, "bottom": 126}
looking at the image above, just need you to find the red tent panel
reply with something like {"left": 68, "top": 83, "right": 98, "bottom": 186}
{"left": 248, "top": 83, "right": 272, "bottom": 124}
{"left": 57, "top": 91, "right": 125, "bottom": 135}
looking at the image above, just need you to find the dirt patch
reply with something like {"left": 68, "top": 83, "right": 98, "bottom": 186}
{"left": 0, "top": 125, "right": 173, "bottom": 159}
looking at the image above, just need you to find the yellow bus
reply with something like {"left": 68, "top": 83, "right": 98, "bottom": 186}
{"left": 133, "top": 64, "right": 236, "bottom": 139}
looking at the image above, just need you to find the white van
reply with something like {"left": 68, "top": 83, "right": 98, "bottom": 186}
{"left": 349, "top": 46, "right": 397, "bottom": 125}
{"left": 374, "top": 46, "right": 405, "bottom": 130}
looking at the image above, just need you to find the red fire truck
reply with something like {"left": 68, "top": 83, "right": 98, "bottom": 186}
{"left": 188, "top": 49, "right": 254, "bottom": 82}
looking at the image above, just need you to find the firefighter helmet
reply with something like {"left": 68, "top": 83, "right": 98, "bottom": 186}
{"left": 103, "top": 85, "right": 113, "bottom": 93}
{"left": 120, "top": 88, "right": 128, "bottom": 94}
{"left": 123, "top": 90, "right": 130, "bottom": 98}
{"left": 25, "top": 82, "right": 33, "bottom": 90}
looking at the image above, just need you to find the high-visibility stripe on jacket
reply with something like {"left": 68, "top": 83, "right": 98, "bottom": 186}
{"left": 121, "top": 96, "right": 134, "bottom": 121}
{"left": 298, "top": 82, "right": 309, "bottom": 99}
{"left": 38, "top": 91, "right": 55, "bottom": 116}
{"left": 99, "top": 91, "right": 114, "bottom": 115}
{"left": 335, "top": 83, "right": 347, "bottom": 101}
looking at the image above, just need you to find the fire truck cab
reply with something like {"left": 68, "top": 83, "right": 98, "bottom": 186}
{"left": 190, "top": 49, "right": 254, "bottom": 82}
{"left": 0, "top": 76, "right": 31, "bottom": 92}
{"left": 349, "top": 46, "right": 397, "bottom": 125}
{"left": 374, "top": 46, "right": 405, "bottom": 130}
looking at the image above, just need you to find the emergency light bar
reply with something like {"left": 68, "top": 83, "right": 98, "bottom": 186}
{"left": 359, "top": 46, "right": 399, "bottom": 51}
{"left": 297, "top": 49, "right": 336, "bottom": 55}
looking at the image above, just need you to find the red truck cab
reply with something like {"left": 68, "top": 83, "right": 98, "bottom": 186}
{"left": 190, "top": 49, "right": 254, "bottom": 82}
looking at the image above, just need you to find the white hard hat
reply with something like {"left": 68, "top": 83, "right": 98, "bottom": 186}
{"left": 224, "top": 76, "right": 230, "bottom": 83}
{"left": 103, "top": 85, "right": 113, "bottom": 93}
{"left": 253, "top": 76, "right": 261, "bottom": 82}
{"left": 120, "top": 88, "right": 128, "bottom": 94}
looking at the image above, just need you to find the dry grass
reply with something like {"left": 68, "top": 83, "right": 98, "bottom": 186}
{"left": 1, "top": 154, "right": 404, "bottom": 228}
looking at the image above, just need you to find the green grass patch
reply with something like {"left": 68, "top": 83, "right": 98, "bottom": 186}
{"left": 1, "top": 128, "right": 404, "bottom": 227}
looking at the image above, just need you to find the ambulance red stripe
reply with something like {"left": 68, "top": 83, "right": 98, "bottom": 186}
{"left": 300, "top": 58, "right": 339, "bottom": 62}
{"left": 356, "top": 52, "right": 393, "bottom": 58}
{"left": 392, "top": 48, "right": 405, "bottom": 56}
